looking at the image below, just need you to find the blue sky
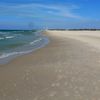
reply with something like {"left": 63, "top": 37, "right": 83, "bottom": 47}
{"left": 0, "top": 0, "right": 100, "bottom": 29}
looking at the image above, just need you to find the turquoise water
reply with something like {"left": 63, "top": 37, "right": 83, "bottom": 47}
{"left": 0, "top": 30, "right": 49, "bottom": 64}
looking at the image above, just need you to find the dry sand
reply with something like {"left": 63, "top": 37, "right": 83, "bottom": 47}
{"left": 0, "top": 31, "right": 100, "bottom": 100}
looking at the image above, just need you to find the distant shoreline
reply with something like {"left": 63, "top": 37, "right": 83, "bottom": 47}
{"left": 0, "top": 29, "right": 100, "bottom": 31}
{"left": 48, "top": 29, "right": 100, "bottom": 31}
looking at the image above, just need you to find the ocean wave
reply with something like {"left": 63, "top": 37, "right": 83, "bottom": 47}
{"left": 0, "top": 50, "right": 32, "bottom": 59}
{"left": 0, "top": 32, "right": 7, "bottom": 35}
{"left": 0, "top": 39, "right": 48, "bottom": 60}
{"left": 0, "top": 32, "right": 11, "bottom": 35}
{"left": 0, "top": 37, "right": 4, "bottom": 40}
{"left": 0, "top": 37, "right": 49, "bottom": 59}
{"left": 0, "top": 30, "right": 49, "bottom": 64}
{"left": 5, "top": 36, "right": 15, "bottom": 39}
{"left": 0, "top": 36, "right": 15, "bottom": 40}
{"left": 30, "top": 38, "right": 42, "bottom": 45}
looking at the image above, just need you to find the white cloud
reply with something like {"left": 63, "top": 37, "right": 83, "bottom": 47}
{"left": 0, "top": 3, "right": 82, "bottom": 19}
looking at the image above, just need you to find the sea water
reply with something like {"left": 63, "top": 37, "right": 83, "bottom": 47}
{"left": 0, "top": 30, "right": 49, "bottom": 64}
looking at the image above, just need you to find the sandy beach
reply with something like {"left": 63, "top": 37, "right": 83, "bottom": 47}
{"left": 0, "top": 30, "right": 100, "bottom": 100}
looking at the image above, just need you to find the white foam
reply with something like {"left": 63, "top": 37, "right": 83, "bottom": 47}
{"left": 5, "top": 36, "right": 15, "bottom": 39}
{"left": 0, "top": 37, "right": 49, "bottom": 59}
{"left": 0, "top": 50, "right": 32, "bottom": 59}
{"left": 0, "top": 35, "right": 49, "bottom": 64}
{"left": 30, "top": 38, "right": 42, "bottom": 45}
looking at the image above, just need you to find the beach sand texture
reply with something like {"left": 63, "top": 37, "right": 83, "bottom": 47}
{"left": 0, "top": 31, "right": 100, "bottom": 100}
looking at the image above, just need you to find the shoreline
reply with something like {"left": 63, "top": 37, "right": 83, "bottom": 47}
{"left": 0, "top": 31, "right": 100, "bottom": 99}
{"left": 0, "top": 31, "right": 49, "bottom": 65}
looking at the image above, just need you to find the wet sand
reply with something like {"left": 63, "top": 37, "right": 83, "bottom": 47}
{"left": 0, "top": 31, "right": 100, "bottom": 100}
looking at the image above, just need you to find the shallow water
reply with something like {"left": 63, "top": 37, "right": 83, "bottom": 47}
{"left": 0, "top": 30, "right": 49, "bottom": 64}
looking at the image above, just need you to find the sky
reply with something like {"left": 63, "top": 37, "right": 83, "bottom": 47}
{"left": 0, "top": 0, "right": 100, "bottom": 29}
